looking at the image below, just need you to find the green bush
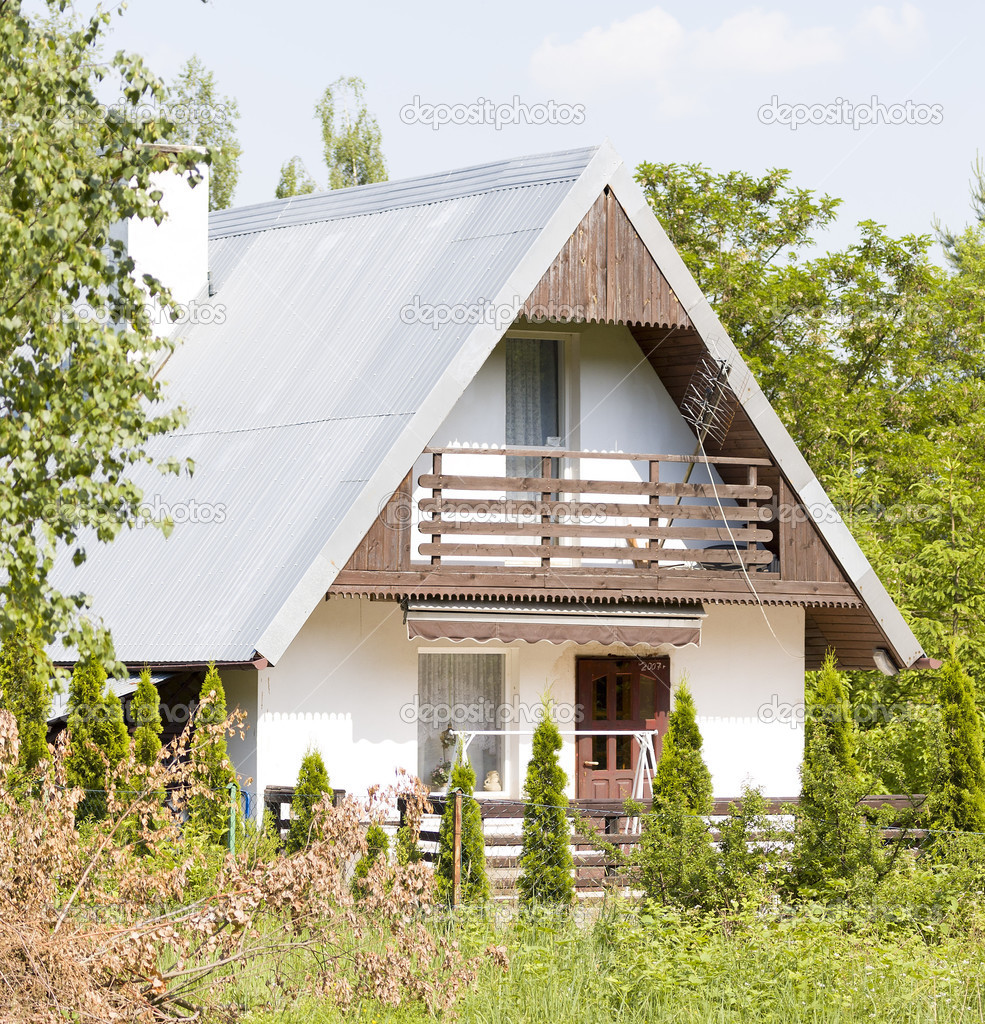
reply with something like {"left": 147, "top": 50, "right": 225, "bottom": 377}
{"left": 634, "top": 801, "right": 719, "bottom": 909}
{"left": 286, "top": 748, "right": 333, "bottom": 854}
{"left": 435, "top": 743, "right": 489, "bottom": 904}
{"left": 717, "top": 785, "right": 785, "bottom": 910}
{"left": 131, "top": 666, "right": 162, "bottom": 768}
{"left": 0, "top": 629, "right": 51, "bottom": 773}
{"left": 517, "top": 705, "right": 574, "bottom": 907}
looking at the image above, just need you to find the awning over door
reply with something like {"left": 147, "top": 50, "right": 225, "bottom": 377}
{"left": 404, "top": 599, "right": 705, "bottom": 647}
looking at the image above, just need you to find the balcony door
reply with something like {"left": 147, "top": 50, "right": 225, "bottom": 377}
{"left": 576, "top": 656, "right": 671, "bottom": 800}
{"left": 505, "top": 336, "right": 561, "bottom": 480}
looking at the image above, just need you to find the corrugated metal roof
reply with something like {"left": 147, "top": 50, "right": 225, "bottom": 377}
{"left": 49, "top": 146, "right": 603, "bottom": 664}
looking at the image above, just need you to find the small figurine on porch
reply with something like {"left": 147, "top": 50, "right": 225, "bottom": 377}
{"left": 483, "top": 770, "right": 502, "bottom": 792}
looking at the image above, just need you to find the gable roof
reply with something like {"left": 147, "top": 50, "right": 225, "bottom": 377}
{"left": 50, "top": 142, "right": 924, "bottom": 670}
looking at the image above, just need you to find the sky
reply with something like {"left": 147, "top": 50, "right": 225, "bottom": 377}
{"left": 73, "top": 0, "right": 985, "bottom": 254}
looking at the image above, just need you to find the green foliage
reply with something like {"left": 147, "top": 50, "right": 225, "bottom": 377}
{"left": 66, "top": 657, "right": 128, "bottom": 818}
{"left": 806, "top": 652, "right": 859, "bottom": 778}
{"left": 517, "top": 706, "right": 574, "bottom": 907}
{"left": 0, "top": 629, "right": 51, "bottom": 772}
{"left": 435, "top": 744, "right": 489, "bottom": 904}
{"left": 717, "top": 786, "right": 785, "bottom": 910}
{"left": 167, "top": 54, "right": 242, "bottom": 210}
{"left": 315, "top": 76, "right": 387, "bottom": 189}
{"left": 131, "top": 667, "right": 162, "bottom": 768}
{"left": 275, "top": 156, "right": 318, "bottom": 199}
{"left": 929, "top": 646, "right": 985, "bottom": 839}
{"left": 352, "top": 822, "right": 389, "bottom": 898}
{"left": 395, "top": 824, "right": 423, "bottom": 866}
{"left": 0, "top": 1, "right": 201, "bottom": 670}
{"left": 652, "top": 680, "right": 712, "bottom": 815}
{"left": 187, "top": 663, "right": 239, "bottom": 848}
{"left": 285, "top": 748, "right": 333, "bottom": 854}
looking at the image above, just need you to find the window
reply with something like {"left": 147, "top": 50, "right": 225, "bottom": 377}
{"left": 418, "top": 653, "right": 505, "bottom": 790}
{"left": 505, "top": 336, "right": 561, "bottom": 480}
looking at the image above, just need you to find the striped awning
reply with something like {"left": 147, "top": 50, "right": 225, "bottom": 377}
{"left": 403, "top": 599, "right": 704, "bottom": 647}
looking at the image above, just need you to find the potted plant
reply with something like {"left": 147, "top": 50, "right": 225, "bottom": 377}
{"left": 429, "top": 759, "right": 452, "bottom": 792}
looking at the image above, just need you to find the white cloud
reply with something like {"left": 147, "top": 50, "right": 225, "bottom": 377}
{"left": 857, "top": 3, "right": 925, "bottom": 51}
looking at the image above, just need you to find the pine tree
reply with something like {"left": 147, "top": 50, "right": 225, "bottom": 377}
{"left": 285, "top": 748, "right": 333, "bottom": 854}
{"left": 0, "top": 630, "right": 51, "bottom": 772}
{"left": 188, "top": 663, "right": 239, "bottom": 848}
{"left": 652, "top": 679, "right": 712, "bottom": 814}
{"left": 435, "top": 742, "right": 489, "bottom": 904}
{"left": 517, "top": 705, "right": 574, "bottom": 906}
{"left": 66, "top": 658, "right": 128, "bottom": 818}
{"left": 931, "top": 645, "right": 985, "bottom": 837}
{"left": 131, "top": 667, "right": 162, "bottom": 768}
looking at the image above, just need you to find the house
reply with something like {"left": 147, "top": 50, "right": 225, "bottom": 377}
{"left": 50, "top": 142, "right": 929, "bottom": 808}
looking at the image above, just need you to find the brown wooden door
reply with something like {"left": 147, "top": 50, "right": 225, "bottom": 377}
{"left": 576, "top": 657, "right": 671, "bottom": 800}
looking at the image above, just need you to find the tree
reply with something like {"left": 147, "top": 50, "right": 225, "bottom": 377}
{"left": 435, "top": 742, "right": 488, "bottom": 904}
{"left": 0, "top": 1, "right": 201, "bottom": 672}
{"left": 652, "top": 679, "right": 712, "bottom": 814}
{"left": 285, "top": 748, "right": 332, "bottom": 854}
{"left": 929, "top": 645, "right": 985, "bottom": 838}
{"left": 0, "top": 629, "right": 51, "bottom": 772}
{"left": 131, "top": 667, "right": 162, "bottom": 768}
{"left": 167, "top": 55, "right": 241, "bottom": 210}
{"left": 517, "top": 705, "right": 573, "bottom": 907}
{"left": 275, "top": 156, "right": 318, "bottom": 200}
{"left": 806, "top": 652, "right": 858, "bottom": 776}
{"left": 315, "top": 76, "right": 387, "bottom": 190}
{"left": 66, "top": 657, "right": 128, "bottom": 818}
{"left": 187, "top": 663, "right": 238, "bottom": 847}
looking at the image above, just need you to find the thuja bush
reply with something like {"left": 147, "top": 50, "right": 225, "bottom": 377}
{"left": 0, "top": 628, "right": 51, "bottom": 773}
{"left": 651, "top": 678, "right": 712, "bottom": 815}
{"left": 0, "top": 711, "right": 498, "bottom": 1020}
{"left": 435, "top": 743, "right": 489, "bottom": 904}
{"left": 286, "top": 747, "right": 333, "bottom": 854}
{"left": 352, "top": 822, "right": 390, "bottom": 898}
{"left": 517, "top": 703, "right": 574, "bottom": 907}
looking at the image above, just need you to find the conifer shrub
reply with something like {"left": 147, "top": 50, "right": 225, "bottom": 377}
{"left": 651, "top": 678, "right": 712, "bottom": 814}
{"left": 352, "top": 822, "right": 390, "bottom": 898}
{"left": 0, "top": 629, "right": 51, "bottom": 773}
{"left": 717, "top": 784, "right": 785, "bottom": 910}
{"left": 187, "top": 663, "right": 240, "bottom": 848}
{"left": 791, "top": 653, "right": 884, "bottom": 900}
{"left": 66, "top": 657, "right": 128, "bottom": 819}
{"left": 637, "top": 679, "right": 717, "bottom": 908}
{"left": 435, "top": 742, "right": 489, "bottom": 904}
{"left": 286, "top": 747, "right": 333, "bottom": 854}
{"left": 929, "top": 644, "right": 985, "bottom": 840}
{"left": 131, "top": 666, "right": 163, "bottom": 768}
{"left": 517, "top": 703, "right": 574, "bottom": 907}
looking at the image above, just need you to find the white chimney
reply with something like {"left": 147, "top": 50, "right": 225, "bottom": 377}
{"left": 110, "top": 146, "right": 210, "bottom": 335}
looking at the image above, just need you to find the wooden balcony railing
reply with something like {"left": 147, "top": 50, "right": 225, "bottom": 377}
{"left": 417, "top": 447, "right": 776, "bottom": 571}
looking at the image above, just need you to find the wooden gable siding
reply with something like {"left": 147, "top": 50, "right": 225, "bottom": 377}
{"left": 776, "top": 477, "right": 846, "bottom": 585}
{"left": 341, "top": 473, "right": 411, "bottom": 572}
{"left": 522, "top": 190, "right": 693, "bottom": 329}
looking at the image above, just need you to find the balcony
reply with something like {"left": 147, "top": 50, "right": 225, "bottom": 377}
{"left": 414, "top": 446, "right": 777, "bottom": 574}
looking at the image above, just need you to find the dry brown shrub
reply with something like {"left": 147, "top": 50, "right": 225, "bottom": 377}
{"left": 0, "top": 709, "right": 498, "bottom": 1020}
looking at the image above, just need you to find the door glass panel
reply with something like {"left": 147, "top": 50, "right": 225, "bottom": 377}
{"left": 639, "top": 676, "right": 656, "bottom": 720}
{"left": 615, "top": 672, "right": 632, "bottom": 720}
{"left": 615, "top": 735, "right": 632, "bottom": 771}
{"left": 592, "top": 735, "right": 608, "bottom": 770}
{"left": 592, "top": 676, "right": 608, "bottom": 720}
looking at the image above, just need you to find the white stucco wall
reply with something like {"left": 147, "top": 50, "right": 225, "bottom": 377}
{"left": 246, "top": 596, "right": 805, "bottom": 803}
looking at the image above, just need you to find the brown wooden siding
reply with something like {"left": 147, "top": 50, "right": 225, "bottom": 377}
{"left": 341, "top": 472, "right": 411, "bottom": 572}
{"left": 522, "top": 191, "right": 693, "bottom": 329}
{"left": 777, "top": 477, "right": 848, "bottom": 585}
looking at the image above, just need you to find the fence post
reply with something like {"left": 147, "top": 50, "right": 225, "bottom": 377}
{"left": 228, "top": 783, "right": 237, "bottom": 855}
{"left": 452, "top": 787, "right": 463, "bottom": 909}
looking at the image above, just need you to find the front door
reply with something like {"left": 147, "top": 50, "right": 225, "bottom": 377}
{"left": 576, "top": 657, "right": 671, "bottom": 800}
